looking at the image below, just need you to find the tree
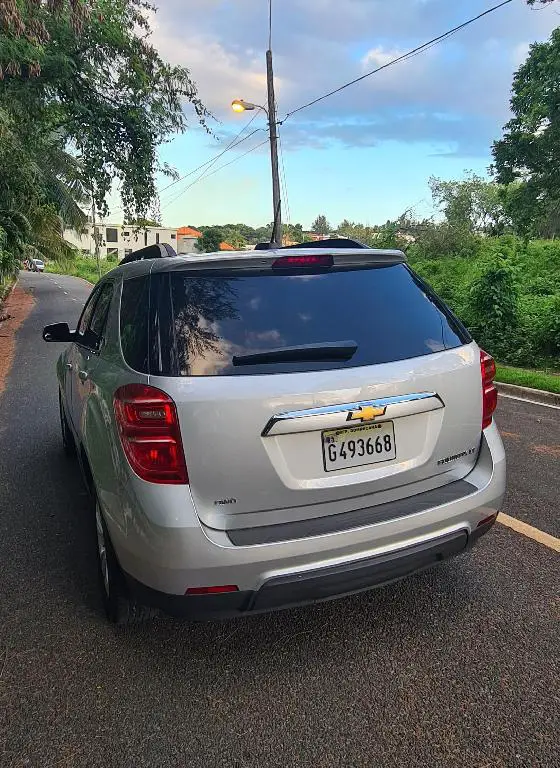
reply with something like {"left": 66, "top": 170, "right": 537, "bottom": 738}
{"left": 311, "top": 214, "right": 331, "bottom": 234}
{"left": 283, "top": 223, "right": 304, "bottom": 243}
{"left": 126, "top": 218, "right": 161, "bottom": 229}
{"left": 196, "top": 228, "right": 224, "bottom": 253}
{"left": 0, "top": 0, "right": 208, "bottom": 222}
{"left": 225, "top": 231, "right": 247, "bottom": 250}
{"left": 493, "top": 29, "right": 560, "bottom": 236}
{"left": 429, "top": 173, "right": 512, "bottom": 235}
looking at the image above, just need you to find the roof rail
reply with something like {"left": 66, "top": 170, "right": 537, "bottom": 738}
{"left": 255, "top": 237, "right": 368, "bottom": 251}
{"left": 119, "top": 242, "right": 177, "bottom": 266}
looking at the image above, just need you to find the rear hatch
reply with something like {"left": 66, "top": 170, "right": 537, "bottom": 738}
{"left": 149, "top": 250, "right": 482, "bottom": 532}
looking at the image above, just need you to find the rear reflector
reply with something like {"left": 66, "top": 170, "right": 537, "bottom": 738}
{"left": 272, "top": 254, "right": 333, "bottom": 269}
{"left": 480, "top": 349, "right": 498, "bottom": 429}
{"left": 185, "top": 585, "right": 239, "bottom": 595}
{"left": 114, "top": 384, "right": 188, "bottom": 484}
{"left": 477, "top": 513, "right": 498, "bottom": 528}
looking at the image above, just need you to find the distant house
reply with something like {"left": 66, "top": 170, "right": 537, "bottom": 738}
{"left": 176, "top": 226, "right": 203, "bottom": 254}
{"left": 219, "top": 241, "right": 235, "bottom": 251}
{"left": 64, "top": 223, "right": 177, "bottom": 260}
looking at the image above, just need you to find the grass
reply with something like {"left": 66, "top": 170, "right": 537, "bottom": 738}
{"left": 0, "top": 275, "right": 15, "bottom": 305}
{"left": 495, "top": 364, "right": 560, "bottom": 394}
{"left": 45, "top": 255, "right": 116, "bottom": 284}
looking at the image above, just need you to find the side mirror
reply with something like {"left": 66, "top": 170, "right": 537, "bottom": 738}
{"left": 43, "top": 322, "right": 76, "bottom": 343}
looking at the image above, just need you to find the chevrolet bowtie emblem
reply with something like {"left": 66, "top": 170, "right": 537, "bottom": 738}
{"left": 347, "top": 405, "right": 387, "bottom": 423}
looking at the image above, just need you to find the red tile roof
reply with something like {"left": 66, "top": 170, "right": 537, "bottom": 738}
{"left": 177, "top": 226, "right": 202, "bottom": 237}
{"left": 219, "top": 241, "right": 235, "bottom": 251}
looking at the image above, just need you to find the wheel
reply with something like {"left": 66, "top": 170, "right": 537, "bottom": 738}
{"left": 94, "top": 498, "right": 157, "bottom": 625}
{"left": 59, "top": 392, "right": 76, "bottom": 457}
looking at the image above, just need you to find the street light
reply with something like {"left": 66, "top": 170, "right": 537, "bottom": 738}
{"left": 231, "top": 48, "right": 282, "bottom": 247}
{"left": 231, "top": 99, "right": 266, "bottom": 114}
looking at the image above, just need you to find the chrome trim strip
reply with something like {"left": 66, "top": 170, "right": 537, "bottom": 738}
{"left": 262, "top": 392, "right": 443, "bottom": 436}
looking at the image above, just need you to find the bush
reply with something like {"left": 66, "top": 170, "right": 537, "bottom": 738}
{"left": 532, "top": 295, "right": 560, "bottom": 357}
{"left": 463, "top": 253, "right": 519, "bottom": 358}
{"left": 410, "top": 223, "right": 482, "bottom": 260}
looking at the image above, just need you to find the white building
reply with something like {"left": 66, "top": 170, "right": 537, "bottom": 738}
{"left": 64, "top": 223, "right": 178, "bottom": 260}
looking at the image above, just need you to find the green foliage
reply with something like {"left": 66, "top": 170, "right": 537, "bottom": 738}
{"left": 410, "top": 236, "right": 560, "bottom": 369}
{"left": 410, "top": 222, "right": 482, "bottom": 260}
{"left": 428, "top": 172, "right": 516, "bottom": 235}
{"left": 0, "top": 1, "right": 207, "bottom": 274}
{"left": 493, "top": 28, "right": 560, "bottom": 237}
{"left": 196, "top": 228, "right": 224, "bottom": 254}
{"left": 464, "top": 253, "right": 519, "bottom": 355}
{"left": 495, "top": 364, "right": 560, "bottom": 394}
{"left": 126, "top": 218, "right": 161, "bottom": 228}
{"left": 311, "top": 214, "right": 331, "bottom": 234}
{"left": 283, "top": 223, "right": 304, "bottom": 243}
{"left": 0, "top": 0, "right": 208, "bottom": 220}
{"left": 45, "top": 254, "right": 114, "bottom": 283}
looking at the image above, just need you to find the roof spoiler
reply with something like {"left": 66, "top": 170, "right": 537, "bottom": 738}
{"left": 119, "top": 242, "right": 177, "bottom": 266}
{"left": 255, "top": 237, "right": 368, "bottom": 251}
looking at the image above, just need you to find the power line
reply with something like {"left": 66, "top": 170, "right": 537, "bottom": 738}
{"left": 278, "top": 128, "right": 291, "bottom": 226}
{"left": 281, "top": 0, "right": 513, "bottom": 122}
{"left": 110, "top": 116, "right": 262, "bottom": 217}
{"left": 268, "top": 0, "right": 273, "bottom": 50}
{"left": 158, "top": 115, "right": 261, "bottom": 202}
{"left": 159, "top": 122, "right": 262, "bottom": 208}
{"left": 160, "top": 138, "right": 269, "bottom": 211}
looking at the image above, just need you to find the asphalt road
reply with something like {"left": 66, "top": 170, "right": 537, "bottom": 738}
{"left": 0, "top": 271, "right": 558, "bottom": 768}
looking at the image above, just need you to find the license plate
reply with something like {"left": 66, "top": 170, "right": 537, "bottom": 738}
{"left": 322, "top": 421, "right": 396, "bottom": 472}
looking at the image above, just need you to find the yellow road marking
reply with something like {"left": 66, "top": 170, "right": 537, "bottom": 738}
{"left": 498, "top": 513, "right": 560, "bottom": 553}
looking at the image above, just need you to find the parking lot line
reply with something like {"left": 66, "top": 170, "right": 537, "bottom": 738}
{"left": 498, "top": 512, "right": 560, "bottom": 553}
{"left": 499, "top": 393, "right": 560, "bottom": 410}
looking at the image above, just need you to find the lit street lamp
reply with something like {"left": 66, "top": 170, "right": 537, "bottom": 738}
{"left": 231, "top": 99, "right": 266, "bottom": 114}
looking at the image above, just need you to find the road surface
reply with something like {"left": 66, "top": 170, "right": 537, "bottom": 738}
{"left": 0, "top": 272, "right": 558, "bottom": 768}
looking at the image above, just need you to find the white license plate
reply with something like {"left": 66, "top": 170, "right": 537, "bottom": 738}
{"left": 322, "top": 421, "right": 396, "bottom": 472}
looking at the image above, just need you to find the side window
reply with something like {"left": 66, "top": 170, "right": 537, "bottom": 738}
{"left": 77, "top": 287, "right": 101, "bottom": 336}
{"left": 120, "top": 276, "right": 150, "bottom": 372}
{"left": 89, "top": 284, "right": 114, "bottom": 344}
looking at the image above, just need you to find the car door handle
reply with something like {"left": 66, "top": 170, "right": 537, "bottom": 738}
{"left": 78, "top": 370, "right": 89, "bottom": 381}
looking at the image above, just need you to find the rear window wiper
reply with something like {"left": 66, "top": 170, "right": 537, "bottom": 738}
{"left": 232, "top": 341, "right": 358, "bottom": 366}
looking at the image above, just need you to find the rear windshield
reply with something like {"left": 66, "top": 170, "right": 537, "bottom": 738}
{"left": 144, "top": 264, "right": 470, "bottom": 377}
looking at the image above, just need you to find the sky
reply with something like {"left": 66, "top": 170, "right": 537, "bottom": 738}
{"left": 108, "top": 0, "right": 559, "bottom": 230}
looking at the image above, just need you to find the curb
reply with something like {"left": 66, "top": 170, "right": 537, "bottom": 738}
{"left": 496, "top": 381, "right": 560, "bottom": 408}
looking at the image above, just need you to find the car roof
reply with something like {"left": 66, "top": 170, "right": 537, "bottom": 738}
{"left": 105, "top": 244, "right": 407, "bottom": 281}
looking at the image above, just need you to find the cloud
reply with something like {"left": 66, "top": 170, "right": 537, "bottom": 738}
{"left": 146, "top": 0, "right": 558, "bottom": 157}
{"left": 361, "top": 47, "right": 408, "bottom": 69}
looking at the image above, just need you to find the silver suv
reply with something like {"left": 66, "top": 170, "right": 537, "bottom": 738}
{"left": 43, "top": 243, "right": 506, "bottom": 624}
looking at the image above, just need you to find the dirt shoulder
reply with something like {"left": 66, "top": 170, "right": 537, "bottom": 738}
{"left": 0, "top": 282, "right": 35, "bottom": 396}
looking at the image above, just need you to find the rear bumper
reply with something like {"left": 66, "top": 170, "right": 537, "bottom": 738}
{"left": 110, "top": 423, "right": 506, "bottom": 618}
{"left": 126, "top": 522, "right": 496, "bottom": 619}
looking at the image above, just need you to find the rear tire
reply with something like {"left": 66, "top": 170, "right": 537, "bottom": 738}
{"left": 94, "top": 499, "right": 157, "bottom": 625}
{"left": 59, "top": 392, "right": 76, "bottom": 457}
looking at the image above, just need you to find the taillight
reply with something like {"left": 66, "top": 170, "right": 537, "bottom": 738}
{"left": 113, "top": 384, "right": 188, "bottom": 484}
{"left": 480, "top": 350, "right": 498, "bottom": 429}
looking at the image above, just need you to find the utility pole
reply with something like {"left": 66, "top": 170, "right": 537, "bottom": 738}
{"left": 91, "top": 196, "right": 101, "bottom": 280}
{"left": 266, "top": 49, "right": 282, "bottom": 247}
